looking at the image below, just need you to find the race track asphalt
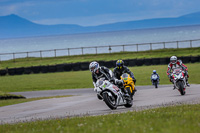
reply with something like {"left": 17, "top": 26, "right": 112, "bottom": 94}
{"left": 0, "top": 84, "right": 200, "bottom": 124}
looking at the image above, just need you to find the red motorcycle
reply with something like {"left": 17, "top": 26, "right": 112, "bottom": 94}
{"left": 172, "top": 68, "right": 186, "bottom": 95}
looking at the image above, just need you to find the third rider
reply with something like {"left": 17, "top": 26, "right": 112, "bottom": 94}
{"left": 113, "top": 60, "right": 137, "bottom": 92}
{"left": 167, "top": 56, "right": 190, "bottom": 89}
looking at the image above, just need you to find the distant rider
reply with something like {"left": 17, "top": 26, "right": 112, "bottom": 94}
{"left": 167, "top": 56, "right": 190, "bottom": 89}
{"left": 113, "top": 60, "right": 137, "bottom": 92}
{"left": 89, "top": 61, "right": 129, "bottom": 100}
{"left": 151, "top": 70, "right": 160, "bottom": 84}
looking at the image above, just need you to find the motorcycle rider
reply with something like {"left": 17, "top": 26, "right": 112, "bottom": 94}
{"left": 89, "top": 61, "right": 130, "bottom": 100}
{"left": 167, "top": 56, "right": 190, "bottom": 89}
{"left": 113, "top": 60, "right": 136, "bottom": 82}
{"left": 113, "top": 59, "right": 137, "bottom": 92}
{"left": 151, "top": 70, "right": 160, "bottom": 85}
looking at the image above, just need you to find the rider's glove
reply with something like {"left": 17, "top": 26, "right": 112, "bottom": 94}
{"left": 109, "top": 78, "right": 115, "bottom": 83}
{"left": 94, "top": 87, "right": 97, "bottom": 92}
{"left": 114, "top": 79, "right": 123, "bottom": 85}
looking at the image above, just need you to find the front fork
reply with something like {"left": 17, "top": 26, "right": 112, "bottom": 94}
{"left": 174, "top": 79, "right": 186, "bottom": 89}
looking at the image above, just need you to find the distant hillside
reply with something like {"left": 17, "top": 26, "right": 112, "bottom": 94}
{"left": 0, "top": 14, "right": 84, "bottom": 38}
{"left": 1, "top": 12, "right": 200, "bottom": 39}
{"left": 93, "top": 12, "right": 200, "bottom": 31}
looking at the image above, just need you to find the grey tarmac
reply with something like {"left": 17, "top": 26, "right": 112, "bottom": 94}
{"left": 1, "top": 84, "right": 200, "bottom": 124}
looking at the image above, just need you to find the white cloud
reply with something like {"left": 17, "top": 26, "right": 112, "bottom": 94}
{"left": 1, "top": 0, "right": 200, "bottom": 26}
{"left": 0, "top": 1, "right": 35, "bottom": 16}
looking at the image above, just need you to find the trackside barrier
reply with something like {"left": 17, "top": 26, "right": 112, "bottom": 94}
{"left": 1, "top": 56, "right": 200, "bottom": 76}
{"left": 0, "top": 39, "right": 200, "bottom": 61}
{"left": 0, "top": 69, "right": 7, "bottom": 76}
{"left": 24, "top": 67, "right": 32, "bottom": 74}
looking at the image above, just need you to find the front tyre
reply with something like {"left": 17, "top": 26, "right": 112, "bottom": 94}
{"left": 125, "top": 86, "right": 134, "bottom": 99}
{"left": 178, "top": 81, "right": 185, "bottom": 95}
{"left": 155, "top": 81, "right": 158, "bottom": 88}
{"left": 103, "top": 92, "right": 117, "bottom": 110}
{"left": 125, "top": 87, "right": 132, "bottom": 96}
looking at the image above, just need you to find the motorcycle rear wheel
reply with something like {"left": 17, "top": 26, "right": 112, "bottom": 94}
{"left": 103, "top": 92, "right": 117, "bottom": 110}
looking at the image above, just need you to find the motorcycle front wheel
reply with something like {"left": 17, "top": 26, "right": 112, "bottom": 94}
{"left": 125, "top": 87, "right": 132, "bottom": 96}
{"left": 103, "top": 92, "right": 117, "bottom": 110}
{"left": 177, "top": 81, "right": 185, "bottom": 95}
{"left": 155, "top": 81, "right": 158, "bottom": 88}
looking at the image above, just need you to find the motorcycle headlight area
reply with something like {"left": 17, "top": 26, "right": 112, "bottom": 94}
{"left": 96, "top": 80, "right": 104, "bottom": 87}
{"left": 174, "top": 74, "right": 183, "bottom": 80}
{"left": 96, "top": 80, "right": 110, "bottom": 89}
{"left": 152, "top": 75, "right": 158, "bottom": 79}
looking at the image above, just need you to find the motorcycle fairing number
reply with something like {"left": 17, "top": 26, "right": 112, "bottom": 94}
{"left": 112, "top": 85, "right": 119, "bottom": 91}
{"left": 152, "top": 74, "right": 158, "bottom": 79}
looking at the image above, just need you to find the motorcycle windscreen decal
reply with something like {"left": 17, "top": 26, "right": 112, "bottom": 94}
{"left": 112, "top": 85, "right": 119, "bottom": 91}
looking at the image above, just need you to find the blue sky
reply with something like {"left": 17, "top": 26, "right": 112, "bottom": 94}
{"left": 0, "top": 0, "right": 200, "bottom": 26}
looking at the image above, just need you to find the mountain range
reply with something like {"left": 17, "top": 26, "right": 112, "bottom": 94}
{"left": 0, "top": 12, "right": 200, "bottom": 39}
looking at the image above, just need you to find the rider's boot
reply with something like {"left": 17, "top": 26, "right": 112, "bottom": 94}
{"left": 185, "top": 77, "right": 190, "bottom": 87}
{"left": 173, "top": 85, "right": 176, "bottom": 90}
{"left": 133, "top": 78, "right": 136, "bottom": 84}
{"left": 132, "top": 87, "right": 137, "bottom": 96}
{"left": 186, "top": 81, "right": 190, "bottom": 87}
{"left": 134, "top": 86, "right": 137, "bottom": 92}
{"left": 171, "top": 79, "right": 176, "bottom": 90}
{"left": 124, "top": 92, "right": 130, "bottom": 99}
{"left": 122, "top": 88, "right": 130, "bottom": 99}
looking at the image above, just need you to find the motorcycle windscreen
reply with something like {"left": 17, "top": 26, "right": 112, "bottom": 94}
{"left": 121, "top": 73, "right": 129, "bottom": 78}
{"left": 96, "top": 80, "right": 104, "bottom": 87}
{"left": 151, "top": 74, "right": 158, "bottom": 79}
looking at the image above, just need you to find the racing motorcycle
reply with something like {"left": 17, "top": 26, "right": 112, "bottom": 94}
{"left": 151, "top": 74, "right": 159, "bottom": 88}
{"left": 120, "top": 73, "right": 136, "bottom": 98}
{"left": 171, "top": 68, "right": 186, "bottom": 95}
{"left": 96, "top": 78, "right": 132, "bottom": 110}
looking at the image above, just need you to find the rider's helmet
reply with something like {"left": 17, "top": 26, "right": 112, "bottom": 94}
{"left": 116, "top": 60, "right": 124, "bottom": 69}
{"left": 89, "top": 61, "right": 99, "bottom": 73}
{"left": 170, "top": 56, "right": 177, "bottom": 64}
{"left": 153, "top": 70, "right": 156, "bottom": 74}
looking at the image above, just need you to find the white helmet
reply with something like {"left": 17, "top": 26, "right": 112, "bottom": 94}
{"left": 89, "top": 61, "right": 99, "bottom": 73}
{"left": 153, "top": 70, "right": 156, "bottom": 74}
{"left": 170, "top": 56, "right": 177, "bottom": 64}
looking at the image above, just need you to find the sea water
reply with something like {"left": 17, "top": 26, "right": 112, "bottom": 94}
{"left": 0, "top": 25, "right": 200, "bottom": 60}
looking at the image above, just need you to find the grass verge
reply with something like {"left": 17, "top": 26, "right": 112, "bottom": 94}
{"left": 0, "top": 47, "right": 200, "bottom": 69}
{"left": 0, "top": 104, "right": 199, "bottom": 133}
{"left": 0, "top": 95, "right": 72, "bottom": 107}
{"left": 0, "top": 63, "right": 199, "bottom": 93}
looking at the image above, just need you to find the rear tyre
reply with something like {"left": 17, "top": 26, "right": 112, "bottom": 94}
{"left": 103, "top": 92, "right": 117, "bottom": 110}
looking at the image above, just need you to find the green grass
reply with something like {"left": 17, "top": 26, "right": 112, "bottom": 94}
{"left": 0, "top": 95, "right": 72, "bottom": 107}
{"left": 0, "top": 104, "right": 199, "bottom": 133}
{"left": 0, "top": 63, "right": 199, "bottom": 93}
{"left": 0, "top": 47, "right": 200, "bottom": 69}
